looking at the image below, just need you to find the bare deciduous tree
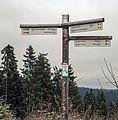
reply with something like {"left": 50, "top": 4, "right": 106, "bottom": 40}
{"left": 101, "top": 58, "right": 118, "bottom": 89}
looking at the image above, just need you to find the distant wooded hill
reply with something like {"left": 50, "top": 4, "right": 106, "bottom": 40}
{"left": 79, "top": 87, "right": 118, "bottom": 105}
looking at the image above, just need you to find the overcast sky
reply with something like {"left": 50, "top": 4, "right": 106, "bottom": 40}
{"left": 0, "top": 0, "right": 118, "bottom": 89}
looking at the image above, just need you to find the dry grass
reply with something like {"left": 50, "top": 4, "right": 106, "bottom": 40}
{"left": 23, "top": 109, "right": 118, "bottom": 120}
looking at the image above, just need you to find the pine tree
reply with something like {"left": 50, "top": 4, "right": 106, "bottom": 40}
{"left": 89, "top": 89, "right": 96, "bottom": 114}
{"left": 115, "top": 98, "right": 118, "bottom": 110}
{"left": 51, "top": 66, "right": 62, "bottom": 113}
{"left": 83, "top": 91, "right": 89, "bottom": 111}
{"left": 68, "top": 65, "right": 82, "bottom": 113}
{"left": 0, "top": 69, "right": 4, "bottom": 97}
{"left": 51, "top": 65, "right": 82, "bottom": 114}
{"left": 96, "top": 89, "right": 108, "bottom": 118}
{"left": 21, "top": 45, "right": 36, "bottom": 114}
{"left": 1, "top": 44, "right": 24, "bottom": 118}
{"left": 22, "top": 46, "right": 53, "bottom": 114}
{"left": 34, "top": 53, "right": 52, "bottom": 112}
{"left": 108, "top": 100, "right": 115, "bottom": 118}
{"left": 83, "top": 89, "right": 95, "bottom": 117}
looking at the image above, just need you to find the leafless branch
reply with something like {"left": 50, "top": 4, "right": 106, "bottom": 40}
{"left": 97, "top": 78, "right": 103, "bottom": 90}
{"left": 101, "top": 58, "right": 118, "bottom": 89}
{"left": 75, "top": 78, "right": 82, "bottom": 84}
{"left": 104, "top": 58, "right": 117, "bottom": 84}
{"left": 110, "top": 63, "right": 114, "bottom": 75}
{"left": 109, "top": 63, "right": 118, "bottom": 88}
{"left": 101, "top": 66, "right": 116, "bottom": 87}
{"left": 104, "top": 58, "right": 112, "bottom": 74}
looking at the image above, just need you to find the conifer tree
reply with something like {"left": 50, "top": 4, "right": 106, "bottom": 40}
{"left": 96, "top": 90, "right": 108, "bottom": 118}
{"left": 1, "top": 44, "right": 24, "bottom": 118}
{"left": 83, "top": 91, "right": 89, "bottom": 111}
{"left": 89, "top": 89, "right": 96, "bottom": 114}
{"left": 108, "top": 100, "right": 115, "bottom": 118}
{"left": 0, "top": 69, "right": 4, "bottom": 97}
{"left": 21, "top": 45, "right": 36, "bottom": 114}
{"left": 51, "top": 65, "right": 82, "bottom": 113}
{"left": 83, "top": 89, "right": 95, "bottom": 117}
{"left": 51, "top": 66, "right": 62, "bottom": 113}
{"left": 34, "top": 53, "right": 52, "bottom": 111}
{"left": 68, "top": 65, "right": 82, "bottom": 113}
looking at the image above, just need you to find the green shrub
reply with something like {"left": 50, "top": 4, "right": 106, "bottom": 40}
{"left": 0, "top": 97, "right": 16, "bottom": 120}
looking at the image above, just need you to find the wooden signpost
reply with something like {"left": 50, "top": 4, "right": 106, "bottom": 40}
{"left": 20, "top": 15, "right": 112, "bottom": 120}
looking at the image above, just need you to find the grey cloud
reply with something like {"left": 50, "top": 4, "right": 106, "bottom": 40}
{"left": 0, "top": 0, "right": 118, "bottom": 89}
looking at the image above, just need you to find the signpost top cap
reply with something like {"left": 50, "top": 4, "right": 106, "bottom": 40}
{"left": 62, "top": 14, "right": 69, "bottom": 17}
{"left": 62, "top": 63, "right": 68, "bottom": 65}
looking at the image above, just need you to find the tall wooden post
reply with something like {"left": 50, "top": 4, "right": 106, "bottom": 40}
{"left": 62, "top": 14, "right": 69, "bottom": 120}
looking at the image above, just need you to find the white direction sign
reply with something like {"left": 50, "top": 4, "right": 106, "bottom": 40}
{"left": 70, "top": 22, "right": 103, "bottom": 33}
{"left": 74, "top": 40, "right": 111, "bottom": 47}
{"left": 21, "top": 28, "right": 57, "bottom": 35}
